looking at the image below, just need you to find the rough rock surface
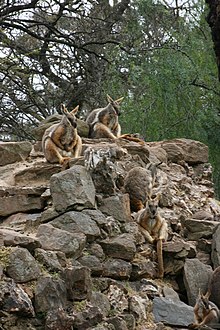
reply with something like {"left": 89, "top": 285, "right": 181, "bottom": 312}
{"left": 0, "top": 136, "right": 220, "bottom": 330}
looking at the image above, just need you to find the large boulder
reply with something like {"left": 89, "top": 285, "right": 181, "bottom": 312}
{"left": 0, "top": 141, "right": 32, "bottom": 166}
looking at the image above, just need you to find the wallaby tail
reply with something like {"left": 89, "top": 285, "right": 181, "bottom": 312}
{"left": 119, "top": 133, "right": 145, "bottom": 145}
{"left": 157, "top": 239, "right": 164, "bottom": 278}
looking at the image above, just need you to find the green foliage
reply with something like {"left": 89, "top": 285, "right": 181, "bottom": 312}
{"left": 105, "top": 0, "right": 220, "bottom": 196}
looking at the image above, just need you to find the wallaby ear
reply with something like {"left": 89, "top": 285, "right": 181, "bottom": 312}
{"left": 204, "top": 290, "right": 211, "bottom": 299}
{"left": 115, "top": 96, "right": 124, "bottom": 104}
{"left": 107, "top": 94, "right": 114, "bottom": 103}
{"left": 60, "top": 103, "right": 68, "bottom": 115}
{"left": 70, "top": 105, "right": 79, "bottom": 115}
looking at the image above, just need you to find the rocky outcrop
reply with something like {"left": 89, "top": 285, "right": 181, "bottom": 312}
{"left": 0, "top": 137, "right": 220, "bottom": 330}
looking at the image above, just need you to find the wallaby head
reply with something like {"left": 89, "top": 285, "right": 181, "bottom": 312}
{"left": 147, "top": 193, "right": 161, "bottom": 218}
{"left": 60, "top": 103, "right": 79, "bottom": 128}
{"left": 107, "top": 95, "right": 124, "bottom": 116}
{"left": 196, "top": 289, "right": 210, "bottom": 309}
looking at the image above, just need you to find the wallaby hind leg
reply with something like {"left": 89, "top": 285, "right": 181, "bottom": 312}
{"left": 44, "top": 138, "right": 66, "bottom": 165}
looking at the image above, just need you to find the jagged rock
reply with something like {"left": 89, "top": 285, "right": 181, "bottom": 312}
{"left": 73, "top": 305, "right": 103, "bottom": 330}
{"left": 100, "top": 234, "right": 136, "bottom": 261}
{"left": 183, "top": 258, "right": 213, "bottom": 306}
{"left": 1, "top": 212, "right": 42, "bottom": 232}
{"left": 160, "top": 142, "right": 184, "bottom": 163}
{"left": 0, "top": 141, "right": 32, "bottom": 166}
{"left": 34, "top": 276, "right": 67, "bottom": 313}
{"left": 50, "top": 211, "right": 101, "bottom": 242}
{"left": 130, "top": 255, "right": 157, "bottom": 280}
{"left": 107, "top": 316, "right": 128, "bottom": 330}
{"left": 162, "top": 286, "right": 180, "bottom": 301}
{"left": 163, "top": 235, "right": 196, "bottom": 258}
{"left": 14, "top": 161, "right": 61, "bottom": 186}
{"left": 6, "top": 247, "right": 41, "bottom": 283}
{"left": 82, "top": 209, "right": 108, "bottom": 227}
{"left": 107, "top": 283, "right": 128, "bottom": 312}
{"left": 212, "top": 223, "right": 220, "bottom": 268}
{"left": 0, "top": 186, "right": 46, "bottom": 217}
{"left": 0, "top": 278, "right": 35, "bottom": 316}
{"left": 182, "top": 218, "right": 219, "bottom": 240}
{"left": 90, "top": 292, "right": 111, "bottom": 317}
{"left": 36, "top": 224, "right": 86, "bottom": 257}
{"left": 0, "top": 228, "right": 41, "bottom": 252}
{"left": 78, "top": 255, "right": 104, "bottom": 276}
{"left": 34, "top": 248, "right": 64, "bottom": 272}
{"left": 87, "top": 242, "right": 105, "bottom": 259}
{"left": 161, "top": 138, "right": 209, "bottom": 164}
{"left": 89, "top": 322, "right": 115, "bottom": 330}
{"left": 152, "top": 296, "right": 194, "bottom": 326}
{"left": 45, "top": 307, "right": 75, "bottom": 330}
{"left": 193, "top": 210, "right": 214, "bottom": 220}
{"left": 98, "top": 194, "right": 132, "bottom": 223}
{"left": 103, "top": 259, "right": 132, "bottom": 280}
{"left": 129, "top": 295, "right": 148, "bottom": 323}
{"left": 209, "top": 266, "right": 220, "bottom": 309}
{"left": 50, "top": 165, "right": 96, "bottom": 212}
{"left": 63, "top": 265, "right": 92, "bottom": 301}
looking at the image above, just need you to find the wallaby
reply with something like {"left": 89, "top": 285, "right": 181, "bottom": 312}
{"left": 190, "top": 289, "right": 220, "bottom": 328}
{"left": 124, "top": 165, "right": 157, "bottom": 212}
{"left": 86, "top": 94, "right": 123, "bottom": 139}
{"left": 86, "top": 95, "right": 145, "bottom": 144}
{"left": 42, "top": 104, "right": 82, "bottom": 168}
{"left": 135, "top": 193, "right": 168, "bottom": 278}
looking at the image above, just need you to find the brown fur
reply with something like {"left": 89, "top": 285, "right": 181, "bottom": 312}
{"left": 42, "top": 104, "right": 82, "bottom": 169}
{"left": 86, "top": 95, "right": 123, "bottom": 139}
{"left": 135, "top": 193, "right": 168, "bottom": 278}
{"left": 190, "top": 290, "right": 220, "bottom": 328}
{"left": 124, "top": 166, "right": 157, "bottom": 212}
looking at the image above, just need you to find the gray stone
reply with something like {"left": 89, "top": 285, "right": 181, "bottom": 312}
{"left": 0, "top": 278, "right": 35, "bottom": 316}
{"left": 212, "top": 223, "right": 220, "bottom": 268}
{"left": 36, "top": 224, "right": 86, "bottom": 257}
{"left": 63, "top": 265, "right": 92, "bottom": 301}
{"left": 78, "top": 255, "right": 104, "bottom": 276}
{"left": 90, "top": 292, "right": 111, "bottom": 318}
{"left": 100, "top": 234, "right": 136, "bottom": 261}
{"left": 34, "top": 276, "right": 67, "bottom": 313}
{"left": 0, "top": 228, "right": 41, "bottom": 252}
{"left": 153, "top": 297, "right": 194, "bottom": 326}
{"left": 0, "top": 186, "right": 46, "bottom": 217}
{"left": 183, "top": 258, "right": 213, "bottom": 306}
{"left": 6, "top": 247, "right": 41, "bottom": 283}
{"left": 103, "top": 258, "right": 132, "bottom": 280}
{"left": 182, "top": 218, "right": 218, "bottom": 240}
{"left": 51, "top": 211, "right": 101, "bottom": 242}
{"left": 45, "top": 307, "right": 74, "bottom": 330}
{"left": 50, "top": 165, "right": 96, "bottom": 212}
{"left": 0, "top": 141, "right": 32, "bottom": 166}
{"left": 34, "top": 248, "right": 63, "bottom": 272}
{"left": 99, "top": 194, "right": 131, "bottom": 223}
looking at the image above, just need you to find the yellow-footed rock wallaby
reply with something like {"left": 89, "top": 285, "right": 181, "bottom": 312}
{"left": 124, "top": 165, "right": 157, "bottom": 212}
{"left": 190, "top": 266, "right": 220, "bottom": 328}
{"left": 86, "top": 95, "right": 145, "bottom": 143}
{"left": 135, "top": 192, "right": 168, "bottom": 278}
{"left": 42, "top": 103, "right": 82, "bottom": 168}
{"left": 190, "top": 289, "right": 220, "bottom": 328}
{"left": 86, "top": 95, "right": 123, "bottom": 139}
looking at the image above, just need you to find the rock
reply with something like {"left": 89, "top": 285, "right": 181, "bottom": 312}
{"left": 78, "top": 255, "right": 104, "bottom": 276}
{"left": 34, "top": 248, "right": 64, "bottom": 272}
{"left": 0, "top": 278, "right": 35, "bottom": 316}
{"left": 162, "top": 286, "right": 180, "bottom": 301}
{"left": 63, "top": 265, "right": 92, "bottom": 301}
{"left": 100, "top": 234, "right": 136, "bottom": 261}
{"left": 182, "top": 218, "right": 218, "bottom": 240}
{"left": 212, "top": 223, "right": 220, "bottom": 268}
{"left": 129, "top": 295, "right": 148, "bottom": 323}
{"left": 107, "top": 316, "right": 128, "bottom": 330}
{"left": 163, "top": 235, "right": 196, "bottom": 258}
{"left": 0, "top": 141, "right": 32, "bottom": 166}
{"left": 6, "top": 247, "right": 41, "bottom": 283}
{"left": 107, "top": 283, "right": 128, "bottom": 312}
{"left": 45, "top": 307, "right": 75, "bottom": 330}
{"left": 98, "top": 194, "right": 132, "bottom": 223}
{"left": 73, "top": 305, "right": 103, "bottom": 330}
{"left": 152, "top": 296, "right": 194, "bottom": 326}
{"left": 130, "top": 255, "right": 157, "bottom": 280}
{"left": 103, "top": 259, "right": 132, "bottom": 280}
{"left": 34, "top": 276, "right": 67, "bottom": 313}
{"left": 50, "top": 165, "right": 96, "bottom": 212}
{"left": 14, "top": 161, "right": 61, "bottom": 186}
{"left": 183, "top": 258, "right": 213, "bottom": 306}
{"left": 36, "top": 224, "right": 86, "bottom": 258}
{"left": 0, "top": 228, "right": 41, "bottom": 252}
{"left": 209, "top": 266, "right": 220, "bottom": 309}
{"left": 161, "top": 138, "right": 209, "bottom": 164}
{"left": 0, "top": 186, "right": 46, "bottom": 217}
{"left": 50, "top": 211, "right": 101, "bottom": 242}
{"left": 90, "top": 292, "right": 111, "bottom": 318}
